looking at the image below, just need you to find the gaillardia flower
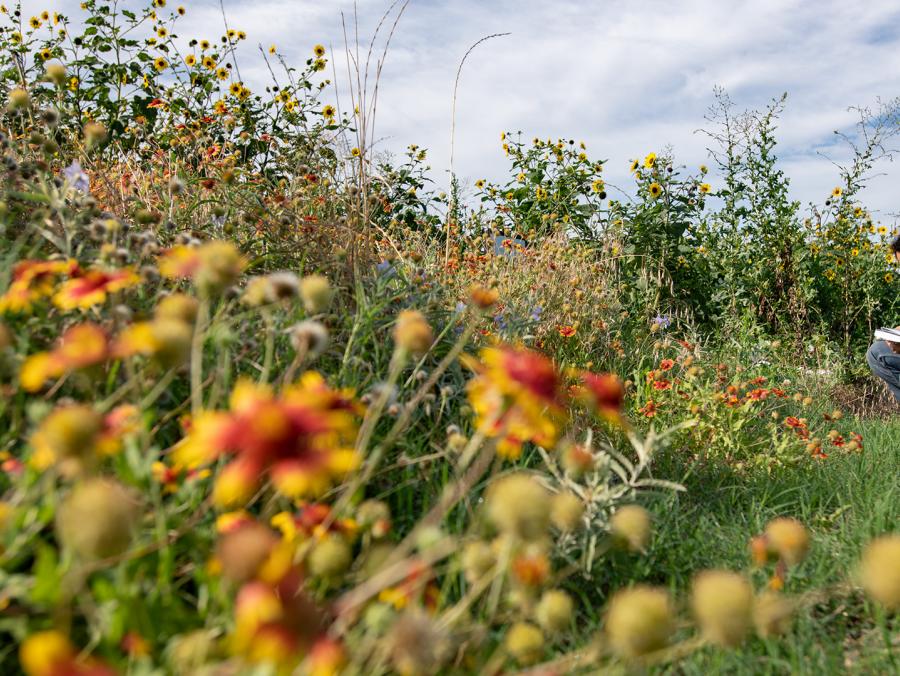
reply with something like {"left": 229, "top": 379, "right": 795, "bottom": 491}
{"left": 53, "top": 267, "right": 139, "bottom": 310}
{"left": 0, "top": 259, "right": 79, "bottom": 314}
{"left": 174, "top": 374, "right": 362, "bottom": 508}
{"left": 20, "top": 323, "right": 110, "bottom": 391}
{"left": 463, "top": 345, "right": 566, "bottom": 459}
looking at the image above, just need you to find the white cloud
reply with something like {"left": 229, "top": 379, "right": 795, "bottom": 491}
{"left": 34, "top": 0, "right": 900, "bottom": 218}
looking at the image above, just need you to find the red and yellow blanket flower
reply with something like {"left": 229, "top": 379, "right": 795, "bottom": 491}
{"left": 174, "top": 374, "right": 362, "bottom": 508}
{"left": 20, "top": 323, "right": 110, "bottom": 391}
{"left": 463, "top": 345, "right": 567, "bottom": 459}
{"left": 0, "top": 259, "right": 79, "bottom": 313}
{"left": 575, "top": 371, "right": 625, "bottom": 423}
{"left": 53, "top": 267, "right": 140, "bottom": 311}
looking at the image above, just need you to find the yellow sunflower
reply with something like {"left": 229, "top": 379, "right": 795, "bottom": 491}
{"left": 313, "top": 44, "right": 326, "bottom": 57}
{"left": 648, "top": 183, "right": 662, "bottom": 199}
{"left": 153, "top": 57, "right": 168, "bottom": 72}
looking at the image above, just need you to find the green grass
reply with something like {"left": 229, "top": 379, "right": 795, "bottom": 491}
{"left": 622, "top": 418, "right": 900, "bottom": 673}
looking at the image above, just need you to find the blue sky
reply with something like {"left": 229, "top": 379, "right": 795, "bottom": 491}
{"left": 37, "top": 0, "right": 900, "bottom": 219}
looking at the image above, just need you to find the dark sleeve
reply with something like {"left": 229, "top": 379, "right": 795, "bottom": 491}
{"left": 892, "top": 235, "right": 900, "bottom": 252}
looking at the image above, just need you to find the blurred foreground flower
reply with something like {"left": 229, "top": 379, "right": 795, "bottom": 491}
{"left": 20, "top": 630, "right": 114, "bottom": 676}
{"left": 159, "top": 241, "right": 246, "bottom": 296}
{"left": 174, "top": 375, "right": 362, "bottom": 508}
{"left": 20, "top": 323, "right": 109, "bottom": 391}
{"left": 0, "top": 259, "right": 79, "bottom": 314}
{"left": 53, "top": 267, "right": 140, "bottom": 311}
{"left": 858, "top": 534, "right": 900, "bottom": 609}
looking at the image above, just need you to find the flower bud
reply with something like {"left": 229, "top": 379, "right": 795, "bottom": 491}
{"left": 299, "top": 274, "right": 333, "bottom": 313}
{"left": 155, "top": 293, "right": 199, "bottom": 324}
{"left": 288, "top": 320, "right": 329, "bottom": 360}
{"left": 83, "top": 121, "right": 107, "bottom": 147}
{"left": 609, "top": 505, "right": 651, "bottom": 552}
{"left": 605, "top": 586, "right": 674, "bottom": 658}
{"left": 196, "top": 241, "right": 245, "bottom": 296}
{"left": 56, "top": 478, "right": 139, "bottom": 558}
{"left": 535, "top": 589, "right": 574, "bottom": 633}
{"left": 357, "top": 499, "right": 391, "bottom": 538}
{"left": 37, "top": 405, "right": 103, "bottom": 462}
{"left": 486, "top": 473, "right": 550, "bottom": 541}
{"left": 560, "top": 442, "right": 594, "bottom": 477}
{"left": 151, "top": 318, "right": 193, "bottom": 368}
{"left": 691, "top": 570, "right": 753, "bottom": 647}
{"left": 7, "top": 88, "right": 30, "bottom": 112}
{"left": 44, "top": 63, "right": 67, "bottom": 86}
{"left": 764, "top": 517, "right": 809, "bottom": 566}
{"left": 858, "top": 534, "right": 900, "bottom": 609}
{"left": 216, "top": 521, "right": 279, "bottom": 583}
{"left": 550, "top": 491, "right": 584, "bottom": 531}
{"left": 469, "top": 284, "right": 499, "bottom": 309}
{"left": 504, "top": 622, "right": 544, "bottom": 666}
{"left": 308, "top": 535, "right": 352, "bottom": 578}
{"left": 461, "top": 540, "right": 495, "bottom": 583}
{"left": 447, "top": 431, "right": 467, "bottom": 453}
{"left": 393, "top": 309, "right": 433, "bottom": 356}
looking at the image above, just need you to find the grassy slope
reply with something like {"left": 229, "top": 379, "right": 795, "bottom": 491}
{"left": 626, "top": 419, "right": 900, "bottom": 674}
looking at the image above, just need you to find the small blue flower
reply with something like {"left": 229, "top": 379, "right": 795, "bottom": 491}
{"left": 530, "top": 306, "right": 543, "bottom": 322}
{"left": 653, "top": 314, "right": 671, "bottom": 330}
{"left": 376, "top": 260, "right": 396, "bottom": 278}
{"left": 62, "top": 161, "right": 89, "bottom": 193}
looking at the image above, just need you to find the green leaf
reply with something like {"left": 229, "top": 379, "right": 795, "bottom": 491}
{"left": 30, "top": 545, "right": 61, "bottom": 606}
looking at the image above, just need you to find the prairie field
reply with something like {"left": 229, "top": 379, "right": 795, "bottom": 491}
{"left": 0, "top": 2, "right": 898, "bottom": 675}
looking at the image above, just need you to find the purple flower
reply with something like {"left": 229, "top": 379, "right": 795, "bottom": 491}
{"left": 376, "top": 260, "right": 396, "bottom": 278}
{"left": 62, "top": 161, "right": 89, "bottom": 193}
{"left": 653, "top": 314, "right": 671, "bottom": 330}
{"left": 530, "top": 306, "right": 543, "bottom": 322}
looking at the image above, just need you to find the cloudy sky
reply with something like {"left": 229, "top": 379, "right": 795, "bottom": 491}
{"left": 39, "top": 0, "right": 900, "bottom": 218}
